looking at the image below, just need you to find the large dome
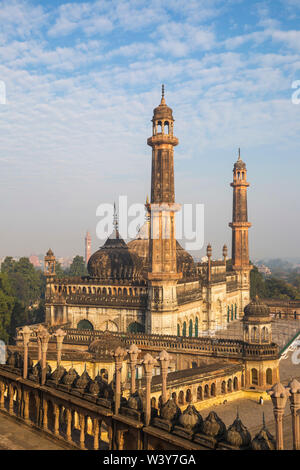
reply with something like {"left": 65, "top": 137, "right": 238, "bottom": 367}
{"left": 87, "top": 229, "right": 145, "bottom": 280}
{"left": 127, "top": 222, "right": 197, "bottom": 281}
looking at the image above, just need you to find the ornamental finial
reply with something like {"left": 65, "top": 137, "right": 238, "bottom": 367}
{"left": 238, "top": 147, "right": 241, "bottom": 160}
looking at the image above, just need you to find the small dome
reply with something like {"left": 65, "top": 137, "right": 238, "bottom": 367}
{"left": 178, "top": 405, "right": 203, "bottom": 432}
{"left": 234, "top": 159, "right": 246, "bottom": 170}
{"left": 226, "top": 415, "right": 251, "bottom": 448}
{"left": 153, "top": 88, "right": 174, "bottom": 121}
{"left": 49, "top": 365, "right": 66, "bottom": 383}
{"left": 128, "top": 391, "right": 144, "bottom": 411}
{"left": 160, "top": 399, "right": 181, "bottom": 423}
{"left": 87, "top": 229, "right": 144, "bottom": 280}
{"left": 62, "top": 367, "right": 79, "bottom": 386}
{"left": 75, "top": 369, "right": 91, "bottom": 390}
{"left": 202, "top": 411, "right": 226, "bottom": 439}
{"left": 88, "top": 332, "right": 126, "bottom": 355}
{"left": 244, "top": 297, "right": 270, "bottom": 321}
{"left": 46, "top": 248, "right": 54, "bottom": 257}
{"left": 252, "top": 426, "right": 275, "bottom": 450}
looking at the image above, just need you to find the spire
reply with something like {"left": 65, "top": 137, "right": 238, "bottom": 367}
{"left": 113, "top": 202, "right": 119, "bottom": 231}
{"left": 160, "top": 83, "right": 166, "bottom": 105}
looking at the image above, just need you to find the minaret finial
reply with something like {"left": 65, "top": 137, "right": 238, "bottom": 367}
{"left": 113, "top": 201, "right": 119, "bottom": 234}
{"left": 162, "top": 84, "right": 164, "bottom": 97}
{"left": 238, "top": 147, "right": 241, "bottom": 160}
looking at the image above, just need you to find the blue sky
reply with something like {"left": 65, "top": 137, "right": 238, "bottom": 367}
{"left": 0, "top": 0, "right": 299, "bottom": 260}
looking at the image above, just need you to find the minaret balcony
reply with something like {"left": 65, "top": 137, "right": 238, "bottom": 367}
{"left": 147, "top": 134, "right": 178, "bottom": 147}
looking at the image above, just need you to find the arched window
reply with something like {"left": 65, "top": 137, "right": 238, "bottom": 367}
{"left": 186, "top": 389, "right": 192, "bottom": 403}
{"left": 178, "top": 391, "right": 184, "bottom": 405}
{"left": 221, "top": 381, "right": 226, "bottom": 394}
{"left": 227, "top": 379, "right": 232, "bottom": 392}
{"left": 227, "top": 306, "right": 230, "bottom": 322}
{"left": 266, "top": 368, "right": 272, "bottom": 385}
{"left": 164, "top": 121, "right": 169, "bottom": 134}
{"left": 197, "top": 386, "right": 203, "bottom": 400}
{"left": 171, "top": 392, "right": 177, "bottom": 403}
{"left": 157, "top": 121, "right": 162, "bottom": 133}
{"left": 182, "top": 322, "right": 187, "bottom": 337}
{"left": 234, "top": 304, "right": 237, "bottom": 320}
{"left": 77, "top": 319, "right": 93, "bottom": 331}
{"left": 262, "top": 327, "right": 269, "bottom": 342}
{"left": 127, "top": 322, "right": 145, "bottom": 333}
{"left": 251, "top": 326, "right": 258, "bottom": 343}
{"left": 231, "top": 305, "right": 234, "bottom": 321}
{"left": 195, "top": 317, "right": 199, "bottom": 338}
{"left": 189, "top": 319, "right": 193, "bottom": 337}
{"left": 204, "top": 384, "right": 209, "bottom": 399}
{"left": 211, "top": 383, "right": 216, "bottom": 397}
{"left": 151, "top": 397, "right": 157, "bottom": 409}
{"left": 251, "top": 368, "right": 258, "bottom": 385}
{"left": 177, "top": 324, "right": 180, "bottom": 336}
{"left": 233, "top": 377, "right": 238, "bottom": 391}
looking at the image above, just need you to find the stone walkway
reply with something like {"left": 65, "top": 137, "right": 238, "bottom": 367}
{"left": 0, "top": 412, "right": 67, "bottom": 450}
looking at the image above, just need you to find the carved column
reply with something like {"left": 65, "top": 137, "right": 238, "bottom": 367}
{"left": 93, "top": 418, "right": 100, "bottom": 450}
{"left": 38, "top": 330, "right": 51, "bottom": 385}
{"left": 112, "top": 347, "right": 126, "bottom": 415}
{"left": 66, "top": 409, "right": 72, "bottom": 442}
{"left": 8, "top": 384, "right": 14, "bottom": 414}
{"left": 157, "top": 350, "right": 170, "bottom": 405}
{"left": 54, "top": 404, "right": 60, "bottom": 436}
{"left": 79, "top": 413, "right": 86, "bottom": 449}
{"left": 43, "top": 399, "right": 48, "bottom": 431}
{"left": 23, "top": 390, "right": 29, "bottom": 421}
{"left": 36, "top": 325, "right": 46, "bottom": 362}
{"left": 142, "top": 353, "right": 156, "bottom": 426}
{"left": 287, "top": 379, "right": 300, "bottom": 450}
{"left": 268, "top": 383, "right": 289, "bottom": 450}
{"left": 20, "top": 326, "right": 31, "bottom": 379}
{"left": 127, "top": 344, "right": 141, "bottom": 395}
{"left": 54, "top": 328, "right": 66, "bottom": 367}
{"left": 0, "top": 382, "right": 5, "bottom": 409}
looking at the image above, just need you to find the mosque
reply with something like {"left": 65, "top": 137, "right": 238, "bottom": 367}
{"left": 44, "top": 86, "right": 252, "bottom": 338}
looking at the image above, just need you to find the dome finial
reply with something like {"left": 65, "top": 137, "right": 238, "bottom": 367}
{"left": 238, "top": 147, "right": 241, "bottom": 160}
{"left": 160, "top": 84, "right": 166, "bottom": 105}
{"left": 113, "top": 201, "right": 119, "bottom": 233}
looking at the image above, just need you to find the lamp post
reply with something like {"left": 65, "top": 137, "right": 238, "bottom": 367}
{"left": 53, "top": 328, "right": 66, "bottom": 367}
{"left": 20, "top": 326, "right": 31, "bottom": 379}
{"left": 142, "top": 353, "right": 156, "bottom": 426}
{"left": 287, "top": 378, "right": 300, "bottom": 450}
{"left": 268, "top": 382, "right": 289, "bottom": 450}
{"left": 127, "top": 344, "right": 141, "bottom": 395}
{"left": 157, "top": 350, "right": 169, "bottom": 405}
{"left": 112, "top": 347, "right": 127, "bottom": 415}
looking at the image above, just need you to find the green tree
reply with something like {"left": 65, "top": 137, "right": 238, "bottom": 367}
{"left": 55, "top": 261, "right": 66, "bottom": 278}
{"left": 68, "top": 256, "right": 87, "bottom": 277}
{"left": 0, "top": 273, "right": 15, "bottom": 343}
{"left": 250, "top": 266, "right": 267, "bottom": 299}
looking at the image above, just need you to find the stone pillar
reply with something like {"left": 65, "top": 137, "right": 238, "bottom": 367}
{"left": 157, "top": 350, "right": 170, "bottom": 405}
{"left": 127, "top": 344, "right": 141, "bottom": 395}
{"left": 79, "top": 413, "right": 85, "bottom": 449}
{"left": 287, "top": 379, "right": 300, "bottom": 450}
{"left": 54, "top": 404, "right": 60, "bottom": 436}
{"left": 54, "top": 328, "right": 66, "bottom": 367}
{"left": 142, "top": 353, "right": 156, "bottom": 426}
{"left": 20, "top": 326, "right": 31, "bottom": 379}
{"left": 93, "top": 418, "right": 100, "bottom": 450}
{"left": 43, "top": 399, "right": 48, "bottom": 431}
{"left": 36, "top": 325, "right": 47, "bottom": 361}
{"left": 112, "top": 347, "right": 126, "bottom": 415}
{"left": 66, "top": 409, "right": 72, "bottom": 442}
{"left": 0, "top": 382, "right": 5, "bottom": 409}
{"left": 38, "top": 330, "right": 51, "bottom": 385}
{"left": 23, "top": 390, "right": 29, "bottom": 421}
{"left": 8, "top": 384, "right": 14, "bottom": 414}
{"left": 268, "top": 382, "right": 289, "bottom": 450}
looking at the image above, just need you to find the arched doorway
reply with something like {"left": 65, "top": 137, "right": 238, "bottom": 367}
{"left": 266, "top": 368, "right": 272, "bottom": 385}
{"left": 182, "top": 322, "right": 187, "bottom": 337}
{"left": 77, "top": 319, "right": 94, "bottom": 331}
{"left": 251, "top": 368, "right": 258, "bottom": 386}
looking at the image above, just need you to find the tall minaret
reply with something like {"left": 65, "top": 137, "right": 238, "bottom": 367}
{"left": 85, "top": 231, "right": 91, "bottom": 265}
{"left": 229, "top": 149, "right": 252, "bottom": 315}
{"left": 145, "top": 85, "right": 182, "bottom": 335}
